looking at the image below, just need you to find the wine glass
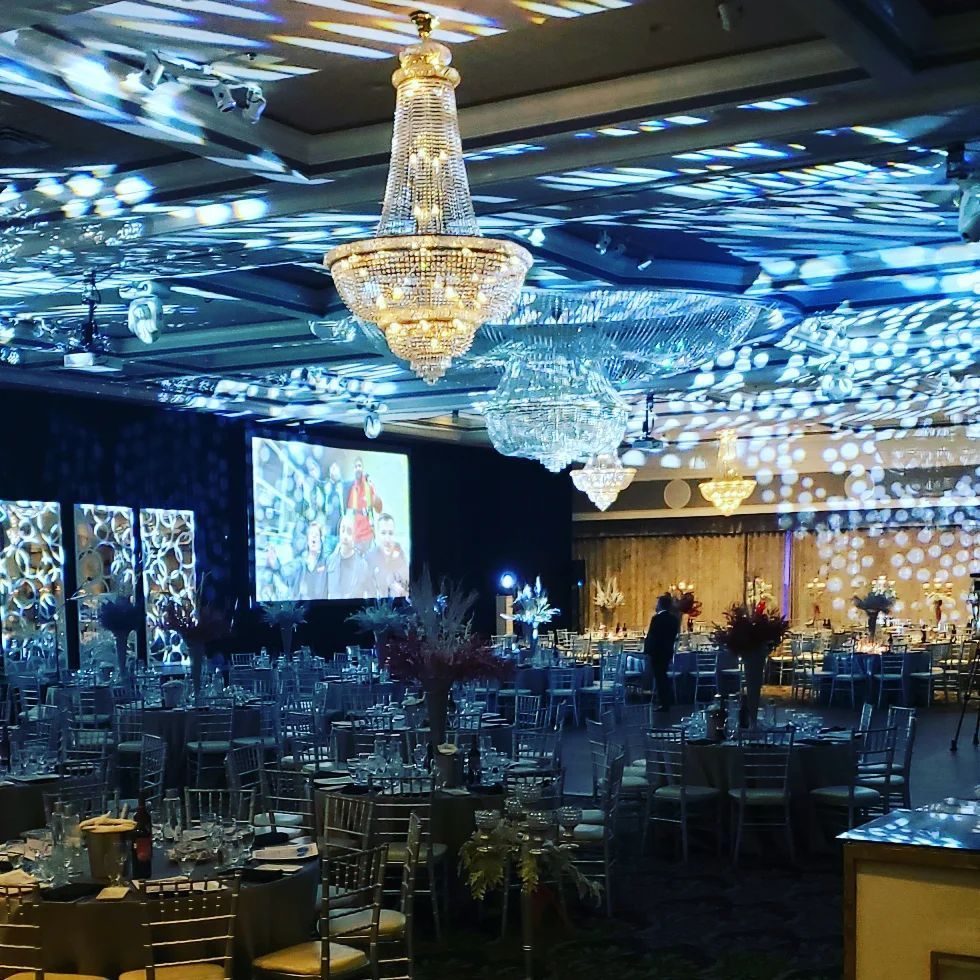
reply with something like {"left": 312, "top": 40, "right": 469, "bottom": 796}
{"left": 237, "top": 825, "right": 255, "bottom": 864}
{"left": 175, "top": 839, "right": 197, "bottom": 880}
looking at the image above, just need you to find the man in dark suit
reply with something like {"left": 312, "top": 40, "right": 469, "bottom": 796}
{"left": 644, "top": 593, "right": 680, "bottom": 711}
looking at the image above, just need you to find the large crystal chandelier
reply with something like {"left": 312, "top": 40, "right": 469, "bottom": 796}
{"left": 571, "top": 453, "right": 637, "bottom": 511}
{"left": 484, "top": 330, "right": 628, "bottom": 472}
{"left": 698, "top": 429, "right": 756, "bottom": 516}
{"left": 324, "top": 11, "right": 532, "bottom": 384}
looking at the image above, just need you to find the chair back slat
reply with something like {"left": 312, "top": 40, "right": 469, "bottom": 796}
{"left": 137, "top": 876, "right": 240, "bottom": 980}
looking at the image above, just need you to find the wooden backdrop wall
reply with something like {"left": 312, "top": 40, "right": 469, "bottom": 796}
{"left": 574, "top": 524, "right": 979, "bottom": 631}
{"left": 573, "top": 532, "right": 786, "bottom": 630}
{"left": 790, "top": 526, "right": 978, "bottom": 629}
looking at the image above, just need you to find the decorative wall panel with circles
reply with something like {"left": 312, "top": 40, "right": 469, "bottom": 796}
{"left": 74, "top": 504, "right": 137, "bottom": 666}
{"left": 663, "top": 479, "right": 692, "bottom": 510}
{"left": 0, "top": 500, "right": 67, "bottom": 663}
{"left": 140, "top": 508, "right": 196, "bottom": 661}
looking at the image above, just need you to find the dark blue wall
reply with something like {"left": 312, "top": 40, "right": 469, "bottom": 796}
{"left": 0, "top": 389, "right": 573, "bottom": 658}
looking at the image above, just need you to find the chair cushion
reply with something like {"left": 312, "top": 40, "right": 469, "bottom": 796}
{"left": 857, "top": 774, "right": 906, "bottom": 788}
{"left": 571, "top": 823, "right": 604, "bottom": 842}
{"left": 727, "top": 788, "right": 788, "bottom": 806}
{"left": 115, "top": 740, "right": 143, "bottom": 754}
{"left": 185, "top": 740, "right": 232, "bottom": 753}
{"left": 327, "top": 908, "right": 406, "bottom": 939}
{"left": 10, "top": 974, "right": 107, "bottom": 980}
{"left": 622, "top": 774, "right": 648, "bottom": 790}
{"left": 253, "top": 941, "right": 367, "bottom": 977}
{"left": 810, "top": 785, "right": 881, "bottom": 804}
{"left": 624, "top": 763, "right": 646, "bottom": 776}
{"left": 388, "top": 841, "right": 447, "bottom": 863}
{"left": 577, "top": 808, "right": 605, "bottom": 825}
{"left": 653, "top": 785, "right": 721, "bottom": 802}
{"left": 255, "top": 811, "right": 305, "bottom": 828}
{"left": 120, "top": 966, "right": 224, "bottom": 980}
{"left": 232, "top": 735, "right": 278, "bottom": 749}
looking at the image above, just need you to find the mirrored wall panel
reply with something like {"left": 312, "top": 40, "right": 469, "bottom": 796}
{"left": 0, "top": 500, "right": 68, "bottom": 668}
{"left": 140, "top": 508, "right": 196, "bottom": 661}
{"left": 74, "top": 504, "right": 137, "bottom": 668}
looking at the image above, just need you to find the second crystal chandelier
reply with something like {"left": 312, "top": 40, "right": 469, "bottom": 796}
{"left": 325, "top": 11, "right": 532, "bottom": 384}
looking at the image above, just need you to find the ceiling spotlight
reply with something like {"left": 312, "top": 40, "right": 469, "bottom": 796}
{"left": 364, "top": 411, "right": 382, "bottom": 440}
{"left": 819, "top": 361, "right": 854, "bottom": 401}
{"left": 127, "top": 295, "right": 162, "bottom": 344}
{"left": 716, "top": 0, "right": 742, "bottom": 31}
{"left": 213, "top": 82, "right": 237, "bottom": 113}
{"left": 595, "top": 230, "right": 612, "bottom": 255}
{"left": 140, "top": 51, "right": 165, "bottom": 90}
{"left": 241, "top": 84, "right": 266, "bottom": 124}
{"left": 637, "top": 258, "right": 653, "bottom": 270}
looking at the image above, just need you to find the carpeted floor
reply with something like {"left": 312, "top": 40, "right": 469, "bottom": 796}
{"left": 416, "top": 852, "right": 844, "bottom": 980}
{"left": 413, "top": 698, "right": 975, "bottom": 979}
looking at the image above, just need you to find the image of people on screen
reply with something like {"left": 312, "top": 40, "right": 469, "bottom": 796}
{"left": 253, "top": 438, "right": 411, "bottom": 602}
{"left": 364, "top": 513, "right": 409, "bottom": 598}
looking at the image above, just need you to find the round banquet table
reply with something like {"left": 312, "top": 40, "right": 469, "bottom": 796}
{"left": 514, "top": 664, "right": 593, "bottom": 697}
{"left": 35, "top": 851, "right": 319, "bottom": 980}
{"left": 314, "top": 785, "right": 504, "bottom": 863}
{"left": 821, "top": 651, "right": 931, "bottom": 706}
{"left": 140, "top": 705, "right": 261, "bottom": 787}
{"left": 331, "top": 722, "right": 514, "bottom": 763}
{"left": 0, "top": 776, "right": 60, "bottom": 841}
{"left": 682, "top": 738, "right": 853, "bottom": 851}
{"left": 669, "top": 649, "right": 741, "bottom": 703}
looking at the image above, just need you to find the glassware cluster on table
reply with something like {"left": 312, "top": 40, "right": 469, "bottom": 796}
{"left": 160, "top": 790, "right": 254, "bottom": 874}
{"left": 677, "top": 697, "right": 824, "bottom": 741}
{"left": 0, "top": 792, "right": 256, "bottom": 889}
{"left": 350, "top": 733, "right": 507, "bottom": 788}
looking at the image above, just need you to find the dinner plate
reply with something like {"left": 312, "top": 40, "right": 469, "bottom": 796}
{"left": 252, "top": 843, "right": 318, "bottom": 862}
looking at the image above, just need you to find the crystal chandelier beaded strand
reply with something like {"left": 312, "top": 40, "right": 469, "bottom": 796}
{"left": 484, "top": 330, "right": 629, "bottom": 472}
{"left": 325, "top": 11, "right": 532, "bottom": 384}
{"left": 571, "top": 453, "right": 637, "bottom": 511}
{"left": 698, "top": 429, "right": 757, "bottom": 516}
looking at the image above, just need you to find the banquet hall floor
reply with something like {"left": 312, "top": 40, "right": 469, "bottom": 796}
{"left": 414, "top": 694, "right": 976, "bottom": 980}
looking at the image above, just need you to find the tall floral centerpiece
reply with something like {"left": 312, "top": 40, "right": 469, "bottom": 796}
{"left": 382, "top": 569, "right": 511, "bottom": 751}
{"left": 923, "top": 580, "right": 952, "bottom": 627}
{"left": 746, "top": 576, "right": 774, "bottom": 612}
{"left": 712, "top": 603, "right": 790, "bottom": 725}
{"left": 347, "top": 597, "right": 410, "bottom": 654}
{"left": 97, "top": 595, "right": 143, "bottom": 676}
{"left": 505, "top": 578, "right": 560, "bottom": 660}
{"left": 853, "top": 577, "right": 896, "bottom": 639}
{"left": 670, "top": 581, "right": 702, "bottom": 632}
{"left": 161, "top": 600, "right": 230, "bottom": 703}
{"left": 594, "top": 577, "right": 625, "bottom": 633}
{"left": 259, "top": 601, "right": 307, "bottom": 658}
{"left": 806, "top": 576, "right": 827, "bottom": 625}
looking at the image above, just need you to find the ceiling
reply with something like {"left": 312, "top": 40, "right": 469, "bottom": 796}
{"left": 0, "top": 0, "right": 979, "bottom": 473}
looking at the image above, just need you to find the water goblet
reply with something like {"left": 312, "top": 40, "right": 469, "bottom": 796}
{"left": 237, "top": 825, "right": 255, "bottom": 863}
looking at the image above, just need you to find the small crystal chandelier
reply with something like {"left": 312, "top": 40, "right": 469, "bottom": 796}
{"left": 698, "top": 429, "right": 756, "bottom": 516}
{"left": 484, "top": 330, "right": 628, "bottom": 472}
{"left": 324, "top": 11, "right": 532, "bottom": 384}
{"left": 571, "top": 453, "right": 636, "bottom": 511}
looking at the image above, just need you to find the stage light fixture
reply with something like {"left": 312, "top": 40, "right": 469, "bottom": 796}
{"left": 213, "top": 83, "right": 237, "bottom": 113}
{"left": 499, "top": 572, "right": 517, "bottom": 592}
{"left": 140, "top": 51, "right": 165, "bottom": 90}
{"left": 241, "top": 84, "right": 266, "bottom": 124}
{"left": 127, "top": 295, "right": 162, "bottom": 344}
{"left": 364, "top": 411, "right": 382, "bottom": 439}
